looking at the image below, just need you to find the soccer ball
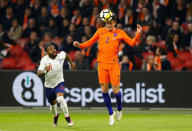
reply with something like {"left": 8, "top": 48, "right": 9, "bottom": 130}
{"left": 100, "top": 9, "right": 113, "bottom": 22}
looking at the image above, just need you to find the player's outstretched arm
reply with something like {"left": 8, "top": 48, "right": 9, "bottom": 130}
{"left": 123, "top": 24, "right": 142, "bottom": 47}
{"left": 73, "top": 29, "right": 100, "bottom": 48}
{"left": 65, "top": 54, "right": 76, "bottom": 70}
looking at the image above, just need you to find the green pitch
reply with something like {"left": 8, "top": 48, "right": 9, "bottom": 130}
{"left": 0, "top": 108, "right": 192, "bottom": 131}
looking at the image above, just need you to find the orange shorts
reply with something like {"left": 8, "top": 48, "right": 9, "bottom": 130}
{"left": 98, "top": 63, "right": 120, "bottom": 85}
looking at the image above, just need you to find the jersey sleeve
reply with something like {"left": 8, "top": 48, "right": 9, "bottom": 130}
{"left": 79, "top": 29, "right": 100, "bottom": 48}
{"left": 38, "top": 57, "right": 46, "bottom": 72}
{"left": 59, "top": 51, "right": 66, "bottom": 60}
{"left": 121, "top": 30, "right": 141, "bottom": 47}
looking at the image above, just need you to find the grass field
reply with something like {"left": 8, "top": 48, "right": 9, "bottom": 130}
{"left": 0, "top": 108, "right": 192, "bottom": 131}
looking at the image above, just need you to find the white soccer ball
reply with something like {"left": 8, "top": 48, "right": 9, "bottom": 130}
{"left": 100, "top": 9, "right": 113, "bottom": 22}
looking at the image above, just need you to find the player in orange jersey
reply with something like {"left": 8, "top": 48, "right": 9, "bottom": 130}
{"left": 73, "top": 13, "right": 142, "bottom": 125}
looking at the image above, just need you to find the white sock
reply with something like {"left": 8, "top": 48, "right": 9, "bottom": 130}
{"left": 56, "top": 96, "right": 69, "bottom": 117}
{"left": 50, "top": 104, "right": 58, "bottom": 116}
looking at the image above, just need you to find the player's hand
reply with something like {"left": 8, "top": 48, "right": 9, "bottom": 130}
{"left": 73, "top": 41, "right": 80, "bottom": 48}
{"left": 136, "top": 24, "right": 142, "bottom": 34}
{"left": 71, "top": 62, "right": 76, "bottom": 70}
{"left": 45, "top": 64, "right": 51, "bottom": 73}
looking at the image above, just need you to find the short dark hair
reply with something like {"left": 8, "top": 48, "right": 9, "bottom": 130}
{"left": 44, "top": 44, "right": 49, "bottom": 52}
{"left": 44, "top": 44, "right": 52, "bottom": 52}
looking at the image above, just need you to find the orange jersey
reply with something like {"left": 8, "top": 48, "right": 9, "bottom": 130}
{"left": 79, "top": 27, "right": 141, "bottom": 64}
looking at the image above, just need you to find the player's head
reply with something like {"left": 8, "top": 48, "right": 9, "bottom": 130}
{"left": 45, "top": 44, "right": 57, "bottom": 58}
{"left": 106, "top": 13, "right": 117, "bottom": 31}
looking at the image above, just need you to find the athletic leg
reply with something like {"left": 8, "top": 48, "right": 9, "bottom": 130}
{"left": 111, "top": 85, "right": 122, "bottom": 111}
{"left": 56, "top": 82, "right": 73, "bottom": 127}
{"left": 101, "top": 83, "right": 113, "bottom": 115}
{"left": 110, "top": 64, "right": 122, "bottom": 121}
{"left": 101, "top": 83, "right": 116, "bottom": 125}
{"left": 50, "top": 100, "right": 58, "bottom": 116}
{"left": 98, "top": 63, "right": 115, "bottom": 125}
{"left": 45, "top": 87, "right": 59, "bottom": 127}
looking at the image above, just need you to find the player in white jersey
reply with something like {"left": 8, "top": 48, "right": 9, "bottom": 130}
{"left": 37, "top": 45, "right": 75, "bottom": 127}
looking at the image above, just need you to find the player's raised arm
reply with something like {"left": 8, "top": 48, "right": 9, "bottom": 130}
{"left": 122, "top": 24, "right": 142, "bottom": 47}
{"left": 73, "top": 29, "right": 100, "bottom": 48}
{"left": 65, "top": 54, "right": 76, "bottom": 70}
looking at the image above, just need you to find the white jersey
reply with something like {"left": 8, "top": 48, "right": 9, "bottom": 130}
{"left": 38, "top": 51, "right": 66, "bottom": 88}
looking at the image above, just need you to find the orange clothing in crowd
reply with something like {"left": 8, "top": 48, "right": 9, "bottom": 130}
{"left": 22, "top": 15, "right": 29, "bottom": 30}
{"left": 79, "top": 27, "right": 141, "bottom": 64}
{"left": 50, "top": 4, "right": 60, "bottom": 17}
{"left": 154, "top": 56, "right": 162, "bottom": 71}
{"left": 128, "top": 61, "right": 133, "bottom": 70}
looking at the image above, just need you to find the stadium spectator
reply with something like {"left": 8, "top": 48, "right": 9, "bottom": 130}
{"left": 89, "top": 7, "right": 99, "bottom": 27}
{"left": 184, "top": 23, "right": 192, "bottom": 48}
{"left": 120, "top": 55, "right": 133, "bottom": 71}
{"left": 167, "top": 34, "right": 181, "bottom": 56}
{"left": 2, "top": 7, "right": 15, "bottom": 31}
{"left": 60, "top": 35, "right": 78, "bottom": 53}
{"left": 135, "top": 0, "right": 147, "bottom": 15}
{"left": 81, "top": 35, "right": 97, "bottom": 63}
{"left": 155, "top": 47, "right": 171, "bottom": 70}
{"left": 124, "top": 8, "right": 136, "bottom": 32}
{"left": 0, "top": 25, "right": 13, "bottom": 59}
{"left": 38, "top": 6, "right": 50, "bottom": 32}
{"left": 65, "top": 0, "right": 79, "bottom": 13}
{"left": 57, "top": 7, "right": 71, "bottom": 28}
{"left": 21, "top": 8, "right": 33, "bottom": 31}
{"left": 30, "top": 0, "right": 42, "bottom": 16}
{"left": 137, "top": 7, "right": 153, "bottom": 26}
{"left": 117, "top": 0, "right": 127, "bottom": 23}
{"left": 24, "top": 31, "right": 38, "bottom": 53}
{"left": 8, "top": 19, "right": 22, "bottom": 42}
{"left": 77, "top": 17, "right": 90, "bottom": 36}
{"left": 166, "top": 21, "right": 184, "bottom": 48}
{"left": 44, "top": 18, "right": 59, "bottom": 38}
{"left": 71, "top": 9, "right": 82, "bottom": 26}
{"left": 48, "top": 0, "right": 62, "bottom": 17}
{"left": 59, "top": 18, "right": 70, "bottom": 37}
{"left": 147, "top": 20, "right": 161, "bottom": 40}
{"left": 161, "top": 17, "right": 173, "bottom": 40}
{"left": 14, "top": 0, "right": 27, "bottom": 19}
{"left": 29, "top": 42, "right": 42, "bottom": 63}
{"left": 22, "top": 18, "right": 40, "bottom": 38}
{"left": 142, "top": 35, "right": 157, "bottom": 53}
{"left": 186, "top": 2, "right": 192, "bottom": 22}
{"left": 65, "top": 24, "right": 80, "bottom": 41}
{"left": 0, "top": 0, "right": 10, "bottom": 19}
{"left": 79, "top": 0, "right": 93, "bottom": 17}
{"left": 83, "top": 26, "right": 93, "bottom": 39}
{"left": 0, "top": 24, "right": 10, "bottom": 44}
{"left": 142, "top": 55, "right": 157, "bottom": 71}
{"left": 172, "top": 0, "right": 187, "bottom": 23}
{"left": 99, "top": 0, "right": 113, "bottom": 10}
{"left": 75, "top": 50, "right": 90, "bottom": 70}
{"left": 149, "top": 0, "right": 166, "bottom": 25}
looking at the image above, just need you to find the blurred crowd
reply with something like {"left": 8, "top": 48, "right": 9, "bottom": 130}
{"left": 0, "top": 0, "right": 192, "bottom": 71}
